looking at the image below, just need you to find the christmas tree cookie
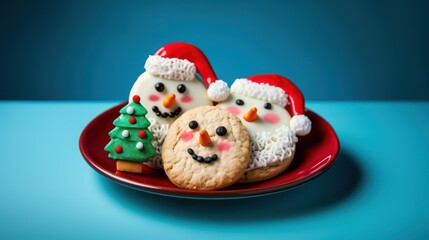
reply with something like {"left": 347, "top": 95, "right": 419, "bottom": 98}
{"left": 105, "top": 95, "right": 156, "bottom": 173}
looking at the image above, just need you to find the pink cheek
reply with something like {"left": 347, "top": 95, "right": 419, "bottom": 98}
{"left": 263, "top": 113, "right": 280, "bottom": 124}
{"left": 226, "top": 106, "right": 241, "bottom": 116}
{"left": 217, "top": 141, "right": 232, "bottom": 152}
{"left": 180, "top": 132, "right": 194, "bottom": 142}
{"left": 180, "top": 96, "right": 193, "bottom": 103}
{"left": 148, "top": 94, "right": 160, "bottom": 102}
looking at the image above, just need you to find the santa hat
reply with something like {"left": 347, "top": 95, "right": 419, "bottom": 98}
{"left": 144, "top": 42, "right": 218, "bottom": 86}
{"left": 208, "top": 74, "right": 311, "bottom": 136}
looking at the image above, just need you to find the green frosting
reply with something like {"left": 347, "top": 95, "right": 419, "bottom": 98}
{"left": 108, "top": 127, "right": 153, "bottom": 142}
{"left": 113, "top": 115, "right": 150, "bottom": 128}
{"left": 104, "top": 139, "right": 156, "bottom": 161}
{"left": 104, "top": 100, "right": 156, "bottom": 163}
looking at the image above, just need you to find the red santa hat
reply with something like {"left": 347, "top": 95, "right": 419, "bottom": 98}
{"left": 207, "top": 74, "right": 311, "bottom": 136}
{"left": 144, "top": 42, "right": 218, "bottom": 86}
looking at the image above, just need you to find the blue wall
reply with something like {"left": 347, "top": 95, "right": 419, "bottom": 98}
{"left": 1, "top": 0, "right": 428, "bottom": 100}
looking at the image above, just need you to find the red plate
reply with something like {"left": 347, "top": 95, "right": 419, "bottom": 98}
{"left": 79, "top": 102, "right": 340, "bottom": 199}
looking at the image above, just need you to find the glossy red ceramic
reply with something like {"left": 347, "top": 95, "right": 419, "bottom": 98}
{"left": 79, "top": 102, "right": 340, "bottom": 199}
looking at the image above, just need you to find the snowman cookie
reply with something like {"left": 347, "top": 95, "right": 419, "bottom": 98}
{"left": 162, "top": 106, "right": 250, "bottom": 190}
{"left": 208, "top": 74, "right": 312, "bottom": 183}
{"left": 129, "top": 42, "right": 219, "bottom": 169}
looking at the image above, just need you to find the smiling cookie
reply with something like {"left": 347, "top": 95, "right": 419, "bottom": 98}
{"left": 129, "top": 42, "right": 219, "bottom": 169}
{"left": 208, "top": 74, "right": 312, "bottom": 183}
{"left": 162, "top": 106, "right": 250, "bottom": 190}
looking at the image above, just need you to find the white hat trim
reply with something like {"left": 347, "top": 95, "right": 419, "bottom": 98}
{"left": 230, "top": 79, "right": 288, "bottom": 107}
{"left": 290, "top": 114, "right": 312, "bottom": 136}
{"left": 207, "top": 80, "right": 230, "bottom": 102}
{"left": 144, "top": 55, "right": 196, "bottom": 81}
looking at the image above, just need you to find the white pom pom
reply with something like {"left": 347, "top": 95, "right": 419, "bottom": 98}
{"left": 290, "top": 115, "right": 312, "bottom": 136}
{"left": 207, "top": 80, "right": 230, "bottom": 102}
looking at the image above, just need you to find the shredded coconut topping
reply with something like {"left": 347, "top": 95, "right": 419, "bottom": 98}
{"left": 247, "top": 126, "right": 298, "bottom": 171}
{"left": 231, "top": 79, "right": 288, "bottom": 107}
{"left": 144, "top": 55, "right": 196, "bottom": 81}
{"left": 207, "top": 80, "right": 230, "bottom": 102}
{"left": 143, "top": 117, "right": 169, "bottom": 169}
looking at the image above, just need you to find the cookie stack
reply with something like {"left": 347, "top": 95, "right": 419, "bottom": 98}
{"left": 107, "top": 43, "right": 312, "bottom": 190}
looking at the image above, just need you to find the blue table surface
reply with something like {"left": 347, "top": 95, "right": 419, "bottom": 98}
{"left": 1, "top": 101, "right": 428, "bottom": 239}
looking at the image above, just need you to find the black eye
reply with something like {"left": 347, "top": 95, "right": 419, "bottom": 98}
{"left": 177, "top": 84, "right": 186, "bottom": 93}
{"left": 264, "top": 103, "right": 272, "bottom": 109}
{"left": 216, "top": 126, "right": 227, "bottom": 136}
{"left": 155, "top": 82, "right": 164, "bottom": 92}
{"left": 236, "top": 99, "right": 244, "bottom": 105}
{"left": 189, "top": 120, "right": 198, "bottom": 129}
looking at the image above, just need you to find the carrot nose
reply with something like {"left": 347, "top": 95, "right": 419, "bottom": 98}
{"left": 199, "top": 130, "right": 211, "bottom": 146}
{"left": 162, "top": 94, "right": 176, "bottom": 108}
{"left": 243, "top": 107, "right": 258, "bottom": 122}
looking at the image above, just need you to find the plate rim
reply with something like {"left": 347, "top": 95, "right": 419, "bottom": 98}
{"left": 79, "top": 102, "right": 340, "bottom": 200}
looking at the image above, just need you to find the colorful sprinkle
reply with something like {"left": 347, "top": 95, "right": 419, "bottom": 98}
{"left": 129, "top": 117, "right": 136, "bottom": 124}
{"left": 136, "top": 142, "right": 144, "bottom": 149}
{"left": 126, "top": 106, "right": 134, "bottom": 114}
{"left": 114, "top": 146, "right": 123, "bottom": 153}
{"left": 132, "top": 95, "right": 141, "bottom": 103}
{"left": 138, "top": 130, "right": 146, "bottom": 138}
{"left": 121, "top": 130, "right": 129, "bottom": 138}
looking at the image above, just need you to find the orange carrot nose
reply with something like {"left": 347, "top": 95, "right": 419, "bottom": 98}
{"left": 199, "top": 130, "right": 211, "bottom": 146}
{"left": 162, "top": 94, "right": 176, "bottom": 108}
{"left": 243, "top": 107, "right": 258, "bottom": 122}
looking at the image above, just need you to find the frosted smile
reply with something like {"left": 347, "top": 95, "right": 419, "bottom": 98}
{"left": 152, "top": 106, "right": 182, "bottom": 118}
{"left": 187, "top": 148, "right": 218, "bottom": 163}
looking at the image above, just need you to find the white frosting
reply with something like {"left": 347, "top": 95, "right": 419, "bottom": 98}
{"left": 126, "top": 106, "right": 134, "bottom": 114}
{"left": 231, "top": 79, "right": 288, "bottom": 107}
{"left": 130, "top": 70, "right": 213, "bottom": 170}
{"left": 207, "top": 80, "right": 229, "bottom": 102}
{"left": 136, "top": 142, "right": 144, "bottom": 149}
{"left": 129, "top": 72, "right": 212, "bottom": 126}
{"left": 247, "top": 126, "right": 297, "bottom": 171}
{"left": 144, "top": 55, "right": 196, "bottom": 81}
{"left": 143, "top": 117, "right": 169, "bottom": 169}
{"left": 217, "top": 93, "right": 297, "bottom": 171}
{"left": 217, "top": 94, "right": 291, "bottom": 133}
{"left": 121, "top": 130, "right": 130, "bottom": 138}
{"left": 290, "top": 114, "right": 312, "bottom": 136}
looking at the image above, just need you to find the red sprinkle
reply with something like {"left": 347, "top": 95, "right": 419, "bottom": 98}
{"left": 138, "top": 130, "right": 146, "bottom": 138}
{"left": 132, "top": 95, "right": 141, "bottom": 103}
{"left": 114, "top": 146, "right": 123, "bottom": 153}
{"left": 129, "top": 117, "right": 137, "bottom": 124}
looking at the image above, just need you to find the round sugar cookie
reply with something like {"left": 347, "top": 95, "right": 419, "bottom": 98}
{"left": 162, "top": 106, "right": 250, "bottom": 190}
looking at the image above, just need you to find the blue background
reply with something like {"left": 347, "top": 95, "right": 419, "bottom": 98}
{"left": 1, "top": 0, "right": 428, "bottom": 100}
